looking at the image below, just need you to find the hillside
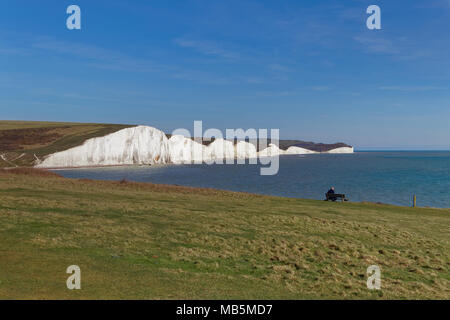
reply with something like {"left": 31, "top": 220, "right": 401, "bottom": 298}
{"left": 0, "top": 121, "right": 134, "bottom": 167}
{"left": 0, "top": 169, "right": 448, "bottom": 299}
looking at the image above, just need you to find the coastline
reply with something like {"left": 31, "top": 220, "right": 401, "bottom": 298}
{"left": 23, "top": 168, "right": 448, "bottom": 210}
{"left": 3, "top": 166, "right": 450, "bottom": 211}
{"left": 33, "top": 126, "right": 354, "bottom": 169}
{"left": 36, "top": 151, "right": 354, "bottom": 170}
{"left": 1, "top": 168, "right": 449, "bottom": 299}
{"left": 43, "top": 151, "right": 450, "bottom": 209}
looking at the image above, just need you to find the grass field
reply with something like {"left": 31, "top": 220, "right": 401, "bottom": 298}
{"left": 0, "top": 169, "right": 448, "bottom": 299}
{"left": 0, "top": 121, "right": 134, "bottom": 167}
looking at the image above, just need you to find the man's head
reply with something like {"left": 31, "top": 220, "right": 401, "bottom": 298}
{"left": 331, "top": 187, "right": 335, "bottom": 191}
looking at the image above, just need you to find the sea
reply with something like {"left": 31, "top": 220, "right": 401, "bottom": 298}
{"left": 53, "top": 151, "right": 450, "bottom": 208}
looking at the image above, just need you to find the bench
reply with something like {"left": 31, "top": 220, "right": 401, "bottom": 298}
{"left": 325, "top": 193, "right": 348, "bottom": 202}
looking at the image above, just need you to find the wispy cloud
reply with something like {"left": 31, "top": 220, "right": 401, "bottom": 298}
{"left": 416, "top": 0, "right": 450, "bottom": 9}
{"left": 32, "top": 37, "right": 162, "bottom": 73}
{"left": 170, "top": 70, "right": 267, "bottom": 86}
{"left": 338, "top": 8, "right": 363, "bottom": 21}
{"left": 173, "top": 38, "right": 241, "bottom": 60}
{"left": 379, "top": 86, "right": 442, "bottom": 92}
{"left": 354, "top": 36, "right": 399, "bottom": 55}
{"left": 311, "top": 86, "right": 330, "bottom": 91}
{"left": 255, "top": 90, "right": 297, "bottom": 97}
{"left": 170, "top": 71, "right": 234, "bottom": 85}
{"left": 33, "top": 38, "right": 113, "bottom": 59}
{"left": 0, "top": 47, "right": 29, "bottom": 56}
{"left": 267, "top": 63, "right": 291, "bottom": 72}
{"left": 32, "top": 37, "right": 268, "bottom": 86}
{"left": 353, "top": 34, "right": 438, "bottom": 61}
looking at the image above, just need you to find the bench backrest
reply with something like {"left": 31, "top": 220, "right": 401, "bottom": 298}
{"left": 326, "top": 193, "right": 345, "bottom": 198}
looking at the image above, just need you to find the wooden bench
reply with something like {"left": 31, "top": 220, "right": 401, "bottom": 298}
{"left": 325, "top": 193, "right": 348, "bottom": 202}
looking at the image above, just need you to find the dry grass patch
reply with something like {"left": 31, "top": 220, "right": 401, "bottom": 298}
{"left": 0, "top": 171, "right": 448, "bottom": 299}
{"left": 0, "top": 120, "right": 135, "bottom": 167}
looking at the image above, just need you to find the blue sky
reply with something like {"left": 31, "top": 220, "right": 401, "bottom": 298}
{"left": 1, "top": 0, "right": 449, "bottom": 149}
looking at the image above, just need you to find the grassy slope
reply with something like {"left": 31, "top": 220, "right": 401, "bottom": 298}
{"left": 0, "top": 121, "right": 135, "bottom": 167}
{"left": 0, "top": 170, "right": 448, "bottom": 299}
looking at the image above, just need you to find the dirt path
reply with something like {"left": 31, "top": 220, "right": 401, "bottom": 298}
{"left": 0, "top": 154, "right": 19, "bottom": 167}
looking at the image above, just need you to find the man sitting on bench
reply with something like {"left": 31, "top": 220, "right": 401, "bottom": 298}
{"left": 325, "top": 187, "right": 348, "bottom": 202}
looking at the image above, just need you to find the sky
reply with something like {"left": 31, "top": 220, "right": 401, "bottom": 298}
{"left": 1, "top": 0, "right": 449, "bottom": 150}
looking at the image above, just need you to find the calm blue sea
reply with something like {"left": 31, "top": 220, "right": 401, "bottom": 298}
{"left": 53, "top": 151, "right": 450, "bottom": 208}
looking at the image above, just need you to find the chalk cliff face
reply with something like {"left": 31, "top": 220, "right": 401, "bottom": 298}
{"left": 203, "top": 138, "right": 235, "bottom": 163}
{"left": 168, "top": 135, "right": 204, "bottom": 164}
{"left": 236, "top": 141, "right": 258, "bottom": 159}
{"left": 285, "top": 146, "right": 317, "bottom": 155}
{"left": 168, "top": 137, "right": 259, "bottom": 164}
{"left": 258, "top": 145, "right": 319, "bottom": 157}
{"left": 36, "top": 126, "right": 171, "bottom": 168}
{"left": 35, "top": 125, "right": 354, "bottom": 168}
{"left": 325, "top": 147, "right": 355, "bottom": 154}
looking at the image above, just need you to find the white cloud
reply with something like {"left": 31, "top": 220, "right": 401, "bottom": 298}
{"left": 0, "top": 47, "right": 29, "bottom": 56}
{"left": 267, "top": 63, "right": 290, "bottom": 72}
{"left": 173, "top": 38, "right": 240, "bottom": 60}
{"left": 32, "top": 37, "right": 163, "bottom": 73}
{"left": 311, "top": 86, "right": 330, "bottom": 91}
{"left": 378, "top": 86, "right": 442, "bottom": 92}
{"left": 354, "top": 36, "right": 399, "bottom": 55}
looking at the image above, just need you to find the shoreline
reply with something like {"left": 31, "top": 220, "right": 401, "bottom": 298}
{"left": 5, "top": 150, "right": 450, "bottom": 209}
{"left": 17, "top": 167, "right": 448, "bottom": 210}
{"left": 36, "top": 152, "right": 356, "bottom": 170}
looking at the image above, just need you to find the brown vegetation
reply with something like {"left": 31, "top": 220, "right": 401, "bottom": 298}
{"left": 0, "top": 167, "right": 62, "bottom": 178}
{"left": 0, "top": 121, "right": 134, "bottom": 167}
{"left": 0, "top": 127, "right": 64, "bottom": 151}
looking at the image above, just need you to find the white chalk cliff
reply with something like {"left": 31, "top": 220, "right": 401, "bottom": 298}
{"left": 37, "top": 126, "right": 171, "bottom": 168}
{"left": 325, "top": 147, "right": 355, "bottom": 154}
{"left": 285, "top": 146, "right": 317, "bottom": 155}
{"left": 236, "top": 141, "right": 258, "bottom": 159}
{"left": 167, "top": 136, "right": 259, "bottom": 164}
{"left": 168, "top": 135, "right": 204, "bottom": 164}
{"left": 258, "top": 144, "right": 286, "bottom": 157}
{"left": 203, "top": 138, "right": 236, "bottom": 163}
{"left": 35, "top": 126, "right": 353, "bottom": 168}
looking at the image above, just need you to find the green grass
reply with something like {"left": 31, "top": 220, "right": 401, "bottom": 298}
{"left": 0, "top": 170, "right": 448, "bottom": 299}
{"left": 0, "top": 121, "right": 135, "bottom": 167}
